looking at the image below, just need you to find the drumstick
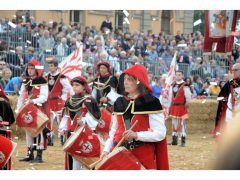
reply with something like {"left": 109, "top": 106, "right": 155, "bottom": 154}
{"left": 88, "top": 120, "right": 139, "bottom": 170}
{"left": 114, "top": 120, "right": 138, "bottom": 150}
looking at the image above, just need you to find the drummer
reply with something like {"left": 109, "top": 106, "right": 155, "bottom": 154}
{"left": 0, "top": 85, "right": 16, "bottom": 170}
{"left": 16, "top": 59, "right": 49, "bottom": 163}
{"left": 92, "top": 61, "right": 119, "bottom": 111}
{"left": 59, "top": 76, "right": 101, "bottom": 170}
{"left": 0, "top": 85, "right": 15, "bottom": 127}
{"left": 102, "top": 64, "right": 169, "bottom": 170}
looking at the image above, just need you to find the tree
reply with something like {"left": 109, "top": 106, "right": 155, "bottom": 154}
{"left": 193, "top": 10, "right": 205, "bottom": 36}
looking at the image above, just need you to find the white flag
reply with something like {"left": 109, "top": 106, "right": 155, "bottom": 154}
{"left": 160, "top": 51, "right": 178, "bottom": 116}
{"left": 59, "top": 46, "right": 83, "bottom": 81}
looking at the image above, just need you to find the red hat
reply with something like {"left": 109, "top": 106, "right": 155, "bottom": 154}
{"left": 0, "top": 85, "right": 8, "bottom": 101}
{"left": 124, "top": 64, "right": 152, "bottom": 92}
{"left": 97, "top": 61, "right": 112, "bottom": 75}
{"left": 26, "top": 59, "right": 43, "bottom": 77}
{"left": 71, "top": 76, "right": 91, "bottom": 94}
{"left": 0, "top": 135, "right": 17, "bottom": 168}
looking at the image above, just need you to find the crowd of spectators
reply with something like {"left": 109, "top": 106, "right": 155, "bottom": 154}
{"left": 1, "top": 15, "right": 240, "bottom": 97}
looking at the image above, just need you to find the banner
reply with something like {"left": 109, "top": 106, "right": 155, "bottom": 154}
{"left": 203, "top": 10, "right": 238, "bottom": 54}
{"left": 160, "top": 51, "right": 178, "bottom": 118}
{"left": 58, "top": 46, "right": 83, "bottom": 81}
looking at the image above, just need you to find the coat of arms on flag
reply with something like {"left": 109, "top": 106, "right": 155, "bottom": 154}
{"left": 203, "top": 10, "right": 238, "bottom": 55}
{"left": 58, "top": 45, "right": 85, "bottom": 81}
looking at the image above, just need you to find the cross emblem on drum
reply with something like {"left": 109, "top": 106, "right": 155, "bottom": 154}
{"left": 81, "top": 141, "right": 93, "bottom": 154}
{"left": 24, "top": 114, "right": 33, "bottom": 124}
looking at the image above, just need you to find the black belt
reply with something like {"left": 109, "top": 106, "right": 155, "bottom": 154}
{"left": 121, "top": 141, "right": 146, "bottom": 150}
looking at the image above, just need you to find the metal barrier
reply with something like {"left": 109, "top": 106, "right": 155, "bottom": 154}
{"left": 0, "top": 49, "right": 230, "bottom": 81}
{"left": 177, "top": 63, "right": 229, "bottom": 80}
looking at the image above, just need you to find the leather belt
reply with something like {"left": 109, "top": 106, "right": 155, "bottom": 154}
{"left": 121, "top": 140, "right": 146, "bottom": 150}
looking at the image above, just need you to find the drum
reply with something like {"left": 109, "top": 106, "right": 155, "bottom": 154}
{"left": 63, "top": 124, "right": 105, "bottom": 169}
{"left": 16, "top": 103, "right": 49, "bottom": 137}
{"left": 96, "top": 108, "right": 112, "bottom": 133}
{"left": 0, "top": 135, "right": 17, "bottom": 168}
{"left": 95, "top": 147, "right": 145, "bottom": 170}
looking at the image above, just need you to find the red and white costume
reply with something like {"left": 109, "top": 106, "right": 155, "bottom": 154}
{"left": 168, "top": 80, "right": 191, "bottom": 143}
{"left": 17, "top": 60, "right": 48, "bottom": 162}
{"left": 103, "top": 64, "right": 169, "bottom": 170}
{"left": 59, "top": 76, "right": 102, "bottom": 170}
{"left": 46, "top": 70, "right": 73, "bottom": 131}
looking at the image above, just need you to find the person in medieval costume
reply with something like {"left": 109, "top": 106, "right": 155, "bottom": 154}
{"left": 102, "top": 64, "right": 169, "bottom": 170}
{"left": 59, "top": 76, "right": 101, "bottom": 170}
{"left": 92, "top": 61, "right": 119, "bottom": 111}
{"left": 0, "top": 85, "right": 15, "bottom": 126}
{"left": 46, "top": 60, "right": 73, "bottom": 146}
{"left": 168, "top": 70, "right": 192, "bottom": 147}
{"left": 213, "top": 63, "right": 240, "bottom": 139}
{"left": 16, "top": 59, "right": 49, "bottom": 163}
{"left": 0, "top": 85, "right": 16, "bottom": 170}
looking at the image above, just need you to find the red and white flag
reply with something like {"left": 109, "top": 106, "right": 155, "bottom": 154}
{"left": 160, "top": 51, "right": 178, "bottom": 119}
{"left": 203, "top": 10, "right": 238, "bottom": 55}
{"left": 59, "top": 46, "right": 83, "bottom": 81}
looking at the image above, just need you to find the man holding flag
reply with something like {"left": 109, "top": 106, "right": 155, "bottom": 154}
{"left": 45, "top": 59, "right": 73, "bottom": 146}
{"left": 160, "top": 52, "right": 192, "bottom": 147}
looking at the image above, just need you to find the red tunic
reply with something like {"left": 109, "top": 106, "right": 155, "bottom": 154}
{"left": 113, "top": 114, "right": 157, "bottom": 169}
{"left": 169, "top": 82, "right": 188, "bottom": 119}
{"left": 47, "top": 74, "right": 64, "bottom": 112}
{"left": 25, "top": 84, "right": 48, "bottom": 115}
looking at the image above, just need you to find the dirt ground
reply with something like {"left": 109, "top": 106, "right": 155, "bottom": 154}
{"left": 7, "top": 98, "right": 218, "bottom": 170}
{"left": 10, "top": 132, "right": 217, "bottom": 170}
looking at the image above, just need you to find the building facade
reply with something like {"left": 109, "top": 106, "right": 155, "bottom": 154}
{"left": 0, "top": 10, "right": 194, "bottom": 35}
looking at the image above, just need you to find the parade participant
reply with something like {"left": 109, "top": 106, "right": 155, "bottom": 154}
{"left": 46, "top": 60, "right": 73, "bottom": 146}
{"left": 102, "top": 64, "right": 169, "bottom": 170}
{"left": 213, "top": 63, "right": 240, "bottom": 138}
{"left": 0, "top": 85, "right": 16, "bottom": 170}
{"left": 16, "top": 59, "right": 49, "bottom": 163}
{"left": 0, "top": 85, "right": 15, "bottom": 126}
{"left": 59, "top": 76, "right": 101, "bottom": 170}
{"left": 168, "top": 70, "right": 192, "bottom": 147}
{"left": 92, "top": 61, "right": 119, "bottom": 110}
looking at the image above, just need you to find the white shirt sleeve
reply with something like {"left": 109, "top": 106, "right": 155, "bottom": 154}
{"left": 82, "top": 112, "right": 98, "bottom": 130}
{"left": 103, "top": 115, "right": 117, "bottom": 153}
{"left": 106, "top": 88, "right": 122, "bottom": 105}
{"left": 60, "top": 77, "right": 74, "bottom": 101}
{"left": 16, "top": 84, "right": 25, "bottom": 111}
{"left": 184, "top": 86, "right": 192, "bottom": 103}
{"left": 136, "top": 112, "right": 166, "bottom": 142}
{"left": 32, "top": 85, "right": 48, "bottom": 105}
